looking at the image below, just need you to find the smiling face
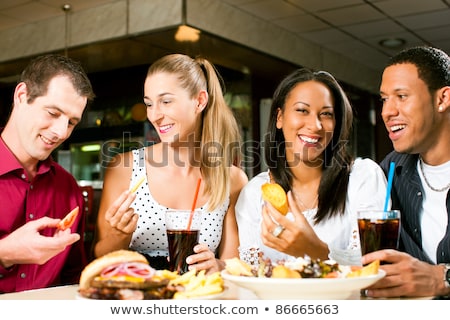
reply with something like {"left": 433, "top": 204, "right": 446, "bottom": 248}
{"left": 276, "top": 80, "right": 336, "bottom": 167}
{"left": 14, "top": 75, "right": 86, "bottom": 164}
{"left": 143, "top": 72, "right": 204, "bottom": 144}
{"left": 380, "top": 63, "right": 439, "bottom": 154}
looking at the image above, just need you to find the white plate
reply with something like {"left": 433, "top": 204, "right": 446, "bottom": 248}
{"left": 221, "top": 270, "right": 385, "bottom": 300}
{"left": 182, "top": 286, "right": 228, "bottom": 300}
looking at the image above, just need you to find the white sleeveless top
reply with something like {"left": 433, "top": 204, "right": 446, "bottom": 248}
{"left": 128, "top": 148, "right": 230, "bottom": 257}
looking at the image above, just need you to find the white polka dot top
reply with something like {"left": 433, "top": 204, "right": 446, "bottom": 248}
{"left": 128, "top": 148, "right": 230, "bottom": 257}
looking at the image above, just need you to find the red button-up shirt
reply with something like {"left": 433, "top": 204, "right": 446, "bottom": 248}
{"left": 0, "top": 136, "right": 87, "bottom": 293}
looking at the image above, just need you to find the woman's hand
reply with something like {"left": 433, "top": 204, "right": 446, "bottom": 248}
{"left": 261, "top": 191, "right": 329, "bottom": 260}
{"left": 186, "top": 243, "right": 223, "bottom": 274}
{"left": 104, "top": 190, "right": 138, "bottom": 234}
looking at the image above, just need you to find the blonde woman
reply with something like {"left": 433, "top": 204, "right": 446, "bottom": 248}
{"left": 94, "top": 54, "right": 248, "bottom": 273}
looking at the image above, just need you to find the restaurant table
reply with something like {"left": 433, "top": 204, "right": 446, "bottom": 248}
{"left": 0, "top": 281, "right": 258, "bottom": 300}
{"left": 0, "top": 281, "right": 434, "bottom": 300}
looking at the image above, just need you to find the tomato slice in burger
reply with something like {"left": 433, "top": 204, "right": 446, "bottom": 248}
{"left": 57, "top": 206, "right": 80, "bottom": 230}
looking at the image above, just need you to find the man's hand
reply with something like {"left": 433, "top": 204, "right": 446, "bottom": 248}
{"left": 362, "top": 249, "right": 446, "bottom": 298}
{"left": 0, "top": 217, "right": 80, "bottom": 268}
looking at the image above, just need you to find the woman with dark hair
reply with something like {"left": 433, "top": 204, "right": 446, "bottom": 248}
{"left": 236, "top": 68, "right": 387, "bottom": 266}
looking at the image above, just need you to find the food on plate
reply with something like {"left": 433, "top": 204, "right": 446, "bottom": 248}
{"left": 284, "top": 257, "right": 341, "bottom": 278}
{"left": 57, "top": 206, "right": 79, "bottom": 230}
{"left": 271, "top": 265, "right": 301, "bottom": 278}
{"left": 78, "top": 249, "right": 225, "bottom": 300}
{"left": 261, "top": 182, "right": 289, "bottom": 215}
{"left": 224, "top": 255, "right": 380, "bottom": 279}
{"left": 224, "top": 257, "right": 253, "bottom": 276}
{"left": 78, "top": 250, "right": 174, "bottom": 299}
{"left": 170, "top": 269, "right": 224, "bottom": 299}
{"left": 346, "top": 260, "right": 380, "bottom": 278}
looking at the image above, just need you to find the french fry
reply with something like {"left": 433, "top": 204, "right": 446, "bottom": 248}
{"left": 169, "top": 269, "right": 196, "bottom": 286}
{"left": 154, "top": 269, "right": 178, "bottom": 281}
{"left": 184, "top": 272, "right": 205, "bottom": 291}
{"left": 171, "top": 270, "right": 225, "bottom": 299}
{"left": 130, "top": 176, "right": 145, "bottom": 193}
{"left": 205, "top": 272, "right": 223, "bottom": 285}
{"left": 174, "top": 283, "right": 223, "bottom": 299}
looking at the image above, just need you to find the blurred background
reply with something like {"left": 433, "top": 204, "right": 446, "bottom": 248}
{"left": 0, "top": 0, "right": 448, "bottom": 256}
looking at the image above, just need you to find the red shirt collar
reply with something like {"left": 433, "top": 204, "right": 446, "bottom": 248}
{"left": 0, "top": 129, "right": 54, "bottom": 177}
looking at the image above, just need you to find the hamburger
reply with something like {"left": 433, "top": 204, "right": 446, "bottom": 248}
{"left": 78, "top": 250, "right": 177, "bottom": 300}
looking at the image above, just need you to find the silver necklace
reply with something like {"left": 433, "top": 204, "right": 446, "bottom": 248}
{"left": 293, "top": 190, "right": 318, "bottom": 211}
{"left": 418, "top": 158, "right": 450, "bottom": 192}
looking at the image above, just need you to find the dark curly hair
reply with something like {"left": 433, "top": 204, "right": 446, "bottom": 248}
{"left": 387, "top": 46, "right": 450, "bottom": 93}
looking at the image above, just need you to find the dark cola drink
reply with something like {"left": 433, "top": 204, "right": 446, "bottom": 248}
{"left": 358, "top": 218, "right": 400, "bottom": 255}
{"left": 167, "top": 229, "right": 199, "bottom": 274}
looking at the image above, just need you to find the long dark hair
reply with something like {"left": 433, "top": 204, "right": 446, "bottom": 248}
{"left": 264, "top": 68, "right": 354, "bottom": 224}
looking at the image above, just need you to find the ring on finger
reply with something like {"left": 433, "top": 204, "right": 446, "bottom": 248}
{"left": 271, "top": 225, "right": 285, "bottom": 237}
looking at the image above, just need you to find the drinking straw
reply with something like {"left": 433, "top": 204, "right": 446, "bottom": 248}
{"left": 383, "top": 162, "right": 395, "bottom": 212}
{"left": 187, "top": 178, "right": 202, "bottom": 230}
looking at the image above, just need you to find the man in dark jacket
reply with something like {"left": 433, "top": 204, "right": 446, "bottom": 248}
{"left": 363, "top": 46, "right": 450, "bottom": 298}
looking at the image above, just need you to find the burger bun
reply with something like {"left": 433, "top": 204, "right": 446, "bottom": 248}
{"left": 79, "top": 250, "right": 148, "bottom": 290}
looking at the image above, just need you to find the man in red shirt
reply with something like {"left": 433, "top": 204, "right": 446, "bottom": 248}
{"left": 0, "top": 54, "right": 95, "bottom": 293}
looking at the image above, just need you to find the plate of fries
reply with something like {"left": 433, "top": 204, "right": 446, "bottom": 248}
{"left": 221, "top": 258, "right": 385, "bottom": 300}
{"left": 166, "top": 269, "right": 227, "bottom": 300}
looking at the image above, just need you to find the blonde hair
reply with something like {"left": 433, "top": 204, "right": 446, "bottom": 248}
{"left": 146, "top": 54, "right": 242, "bottom": 210}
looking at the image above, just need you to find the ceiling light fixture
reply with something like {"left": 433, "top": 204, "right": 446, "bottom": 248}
{"left": 62, "top": 4, "right": 71, "bottom": 57}
{"left": 175, "top": 25, "right": 200, "bottom": 42}
{"left": 175, "top": 0, "right": 200, "bottom": 42}
{"left": 379, "top": 38, "right": 406, "bottom": 49}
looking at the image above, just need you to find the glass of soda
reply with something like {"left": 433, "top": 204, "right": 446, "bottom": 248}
{"left": 357, "top": 210, "right": 401, "bottom": 255}
{"left": 165, "top": 209, "right": 202, "bottom": 274}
